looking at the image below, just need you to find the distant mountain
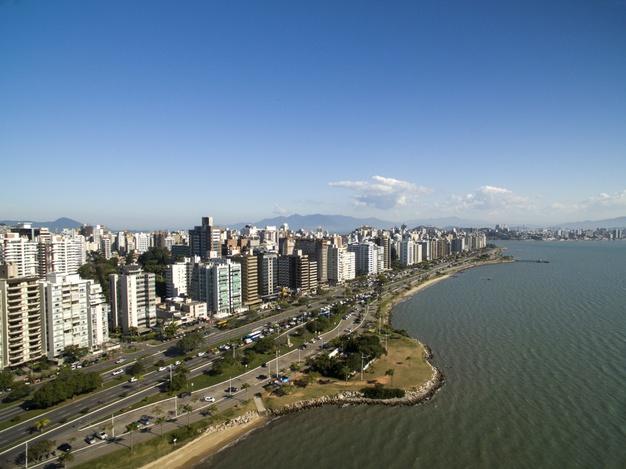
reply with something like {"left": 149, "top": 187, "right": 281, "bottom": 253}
{"left": 230, "top": 214, "right": 492, "bottom": 234}
{"left": 404, "top": 216, "right": 492, "bottom": 230}
{"left": 0, "top": 217, "right": 83, "bottom": 232}
{"left": 555, "top": 216, "right": 626, "bottom": 230}
{"left": 230, "top": 214, "right": 398, "bottom": 234}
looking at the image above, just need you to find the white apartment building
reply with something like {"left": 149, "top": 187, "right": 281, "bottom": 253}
{"left": 39, "top": 235, "right": 86, "bottom": 277}
{"left": 192, "top": 259, "right": 242, "bottom": 316}
{"left": 42, "top": 273, "right": 90, "bottom": 359}
{"left": 327, "top": 245, "right": 356, "bottom": 284}
{"left": 0, "top": 233, "right": 38, "bottom": 277}
{"left": 0, "top": 262, "right": 44, "bottom": 370}
{"left": 109, "top": 266, "right": 157, "bottom": 333}
{"left": 166, "top": 261, "right": 191, "bottom": 297}
{"left": 400, "top": 238, "right": 415, "bottom": 266}
{"left": 133, "top": 232, "right": 151, "bottom": 254}
{"left": 348, "top": 242, "right": 378, "bottom": 276}
{"left": 87, "top": 281, "right": 110, "bottom": 351}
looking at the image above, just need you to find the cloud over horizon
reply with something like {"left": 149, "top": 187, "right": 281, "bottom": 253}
{"left": 328, "top": 176, "right": 433, "bottom": 210}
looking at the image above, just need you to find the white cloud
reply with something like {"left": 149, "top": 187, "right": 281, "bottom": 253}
{"left": 582, "top": 190, "right": 626, "bottom": 209}
{"left": 328, "top": 176, "right": 433, "bottom": 210}
{"left": 273, "top": 204, "right": 291, "bottom": 216}
{"left": 447, "top": 186, "right": 532, "bottom": 215}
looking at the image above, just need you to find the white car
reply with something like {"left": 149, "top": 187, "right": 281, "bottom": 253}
{"left": 112, "top": 369, "right": 123, "bottom": 376}
{"left": 158, "top": 366, "right": 167, "bottom": 371}
{"left": 174, "top": 360, "right": 181, "bottom": 366}
{"left": 129, "top": 377, "right": 138, "bottom": 383}
{"left": 97, "top": 431, "right": 108, "bottom": 440}
{"left": 202, "top": 396, "right": 216, "bottom": 402}
{"left": 197, "top": 351, "right": 205, "bottom": 357}
{"left": 115, "top": 358, "right": 126, "bottom": 364}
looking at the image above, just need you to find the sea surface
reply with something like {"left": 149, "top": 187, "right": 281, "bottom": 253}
{"left": 198, "top": 241, "right": 626, "bottom": 469}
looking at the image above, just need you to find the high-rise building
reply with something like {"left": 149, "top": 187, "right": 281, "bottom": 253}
{"left": 348, "top": 242, "right": 378, "bottom": 276}
{"left": 109, "top": 266, "right": 157, "bottom": 333}
{"left": 327, "top": 245, "right": 355, "bottom": 284}
{"left": 0, "top": 262, "right": 44, "bottom": 370}
{"left": 191, "top": 259, "right": 242, "bottom": 316}
{"left": 0, "top": 233, "right": 38, "bottom": 277}
{"left": 257, "top": 252, "right": 278, "bottom": 299}
{"left": 278, "top": 251, "right": 318, "bottom": 294}
{"left": 166, "top": 261, "right": 191, "bottom": 298}
{"left": 189, "top": 217, "right": 222, "bottom": 260}
{"left": 38, "top": 235, "right": 86, "bottom": 278}
{"left": 232, "top": 254, "right": 260, "bottom": 307}
{"left": 41, "top": 273, "right": 90, "bottom": 359}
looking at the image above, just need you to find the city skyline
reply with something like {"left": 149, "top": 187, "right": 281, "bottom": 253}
{"left": 2, "top": 1, "right": 625, "bottom": 230}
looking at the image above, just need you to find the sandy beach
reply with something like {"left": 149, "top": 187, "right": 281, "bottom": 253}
{"left": 139, "top": 413, "right": 269, "bottom": 469}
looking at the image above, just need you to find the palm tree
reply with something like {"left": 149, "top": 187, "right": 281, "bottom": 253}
{"left": 385, "top": 368, "right": 395, "bottom": 386}
{"left": 242, "top": 383, "right": 250, "bottom": 401}
{"left": 155, "top": 416, "right": 167, "bottom": 437}
{"left": 182, "top": 404, "right": 194, "bottom": 426}
{"left": 35, "top": 417, "right": 51, "bottom": 433}
{"left": 125, "top": 421, "right": 140, "bottom": 450}
{"left": 58, "top": 450, "right": 74, "bottom": 468}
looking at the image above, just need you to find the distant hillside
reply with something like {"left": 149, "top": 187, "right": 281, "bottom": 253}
{"left": 231, "top": 214, "right": 492, "bottom": 234}
{"left": 555, "top": 216, "right": 626, "bottom": 230}
{"left": 404, "top": 216, "right": 491, "bottom": 230}
{"left": 0, "top": 217, "right": 83, "bottom": 231}
{"left": 231, "top": 214, "right": 398, "bottom": 234}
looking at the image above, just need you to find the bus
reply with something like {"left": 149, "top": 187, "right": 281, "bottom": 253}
{"left": 216, "top": 320, "right": 229, "bottom": 329}
{"left": 244, "top": 330, "right": 263, "bottom": 342}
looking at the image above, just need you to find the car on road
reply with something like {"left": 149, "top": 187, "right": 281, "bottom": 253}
{"left": 158, "top": 366, "right": 167, "bottom": 371}
{"left": 97, "top": 431, "right": 108, "bottom": 440}
{"left": 129, "top": 377, "right": 138, "bottom": 383}
{"left": 58, "top": 443, "right": 72, "bottom": 452}
{"left": 197, "top": 351, "right": 205, "bottom": 357}
{"left": 85, "top": 435, "right": 96, "bottom": 445}
{"left": 257, "top": 374, "right": 268, "bottom": 380}
{"left": 112, "top": 369, "right": 123, "bottom": 376}
{"left": 178, "top": 391, "right": 192, "bottom": 398}
{"left": 202, "top": 396, "right": 215, "bottom": 402}
{"left": 345, "top": 328, "right": 353, "bottom": 333}
{"left": 115, "top": 358, "right": 126, "bottom": 364}
{"left": 139, "top": 415, "right": 152, "bottom": 425}
{"left": 174, "top": 360, "right": 181, "bottom": 366}
{"left": 225, "top": 387, "right": 239, "bottom": 393}
{"left": 299, "top": 344, "right": 307, "bottom": 350}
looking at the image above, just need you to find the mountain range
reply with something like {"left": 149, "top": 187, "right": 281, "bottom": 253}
{"left": 1, "top": 215, "right": 625, "bottom": 234}
{"left": 0, "top": 217, "right": 83, "bottom": 232}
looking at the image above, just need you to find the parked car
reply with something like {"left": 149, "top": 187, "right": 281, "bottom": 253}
{"left": 58, "top": 443, "right": 72, "bottom": 452}
{"left": 174, "top": 361, "right": 181, "bottom": 366}
{"left": 197, "top": 351, "right": 205, "bottom": 357}
{"left": 85, "top": 435, "right": 96, "bottom": 445}
{"left": 257, "top": 374, "right": 268, "bottom": 380}
{"left": 97, "top": 431, "right": 108, "bottom": 440}
{"left": 178, "top": 391, "right": 192, "bottom": 398}
{"left": 139, "top": 415, "right": 152, "bottom": 425}
{"left": 112, "top": 369, "right": 123, "bottom": 376}
{"left": 202, "top": 396, "right": 215, "bottom": 402}
{"left": 129, "top": 377, "right": 138, "bottom": 383}
{"left": 158, "top": 366, "right": 167, "bottom": 372}
{"left": 115, "top": 358, "right": 126, "bottom": 364}
{"left": 225, "top": 387, "right": 239, "bottom": 393}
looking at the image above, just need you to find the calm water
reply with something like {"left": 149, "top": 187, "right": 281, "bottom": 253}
{"left": 200, "top": 241, "right": 626, "bottom": 469}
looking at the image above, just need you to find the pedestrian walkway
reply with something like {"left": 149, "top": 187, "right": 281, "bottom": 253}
{"left": 253, "top": 396, "right": 268, "bottom": 416}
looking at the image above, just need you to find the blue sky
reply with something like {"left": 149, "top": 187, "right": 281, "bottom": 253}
{"left": 1, "top": 0, "right": 625, "bottom": 230}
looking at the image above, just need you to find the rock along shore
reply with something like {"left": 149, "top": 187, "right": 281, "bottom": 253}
{"left": 269, "top": 343, "right": 444, "bottom": 416}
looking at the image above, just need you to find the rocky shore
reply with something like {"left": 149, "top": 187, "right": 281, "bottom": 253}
{"left": 269, "top": 354, "right": 444, "bottom": 416}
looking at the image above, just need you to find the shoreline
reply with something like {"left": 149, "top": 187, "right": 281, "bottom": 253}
{"left": 140, "top": 257, "right": 507, "bottom": 469}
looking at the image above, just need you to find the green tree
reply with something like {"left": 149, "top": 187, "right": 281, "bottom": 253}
{"left": 62, "top": 345, "right": 89, "bottom": 363}
{"left": 0, "top": 370, "right": 14, "bottom": 390}
{"left": 130, "top": 356, "right": 148, "bottom": 376}
{"left": 163, "top": 322, "right": 178, "bottom": 339}
{"left": 34, "top": 417, "right": 51, "bottom": 433}
{"left": 58, "top": 449, "right": 74, "bottom": 468}
{"left": 155, "top": 416, "right": 167, "bottom": 437}
{"left": 385, "top": 368, "right": 395, "bottom": 386}
{"left": 182, "top": 404, "right": 193, "bottom": 426}
{"left": 125, "top": 421, "right": 140, "bottom": 450}
{"left": 242, "top": 382, "right": 250, "bottom": 401}
{"left": 7, "top": 381, "right": 30, "bottom": 401}
{"left": 176, "top": 331, "right": 203, "bottom": 354}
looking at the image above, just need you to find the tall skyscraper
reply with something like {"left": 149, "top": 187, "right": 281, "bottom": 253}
{"left": 109, "top": 266, "right": 157, "bottom": 333}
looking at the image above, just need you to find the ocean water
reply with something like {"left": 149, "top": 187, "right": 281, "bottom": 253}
{"left": 199, "top": 241, "right": 626, "bottom": 469}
